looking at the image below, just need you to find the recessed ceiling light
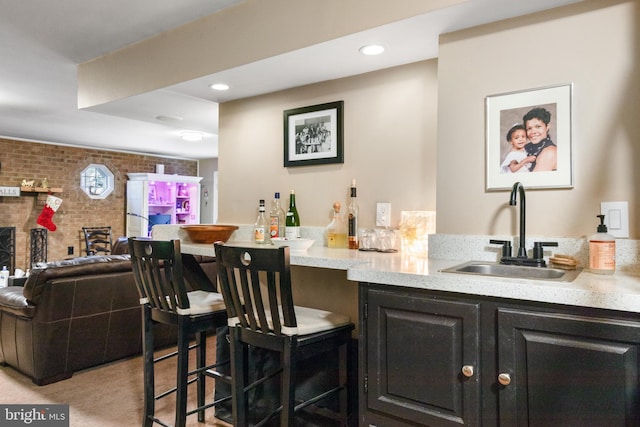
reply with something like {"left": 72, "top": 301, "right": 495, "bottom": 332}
{"left": 180, "top": 131, "right": 205, "bottom": 142}
{"left": 209, "top": 83, "right": 230, "bottom": 91}
{"left": 359, "top": 44, "right": 385, "bottom": 56}
{"left": 155, "top": 115, "right": 184, "bottom": 122}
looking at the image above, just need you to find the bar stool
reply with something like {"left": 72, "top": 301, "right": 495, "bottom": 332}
{"left": 82, "top": 226, "right": 112, "bottom": 255}
{"left": 129, "top": 238, "right": 231, "bottom": 427}
{"left": 214, "top": 242, "right": 354, "bottom": 426}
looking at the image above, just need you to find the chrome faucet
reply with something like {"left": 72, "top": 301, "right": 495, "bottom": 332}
{"left": 510, "top": 182, "right": 527, "bottom": 258}
{"left": 490, "top": 181, "right": 557, "bottom": 267}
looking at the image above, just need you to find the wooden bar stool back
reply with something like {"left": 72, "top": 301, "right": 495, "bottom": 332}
{"left": 129, "top": 238, "right": 230, "bottom": 427}
{"left": 82, "top": 226, "right": 112, "bottom": 255}
{"left": 214, "top": 242, "right": 354, "bottom": 427}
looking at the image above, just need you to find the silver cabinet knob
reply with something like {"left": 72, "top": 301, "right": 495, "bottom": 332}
{"left": 498, "top": 373, "right": 511, "bottom": 386}
{"left": 461, "top": 365, "right": 474, "bottom": 378}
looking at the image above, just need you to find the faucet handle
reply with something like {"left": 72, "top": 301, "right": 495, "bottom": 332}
{"left": 533, "top": 241, "right": 558, "bottom": 260}
{"left": 490, "top": 239, "right": 512, "bottom": 257}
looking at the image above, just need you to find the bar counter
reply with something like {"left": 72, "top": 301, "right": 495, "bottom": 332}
{"left": 153, "top": 225, "right": 640, "bottom": 314}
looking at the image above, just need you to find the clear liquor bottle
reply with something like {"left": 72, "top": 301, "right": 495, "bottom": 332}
{"left": 326, "top": 202, "right": 348, "bottom": 248}
{"left": 269, "top": 192, "right": 286, "bottom": 240}
{"left": 254, "top": 199, "right": 268, "bottom": 244}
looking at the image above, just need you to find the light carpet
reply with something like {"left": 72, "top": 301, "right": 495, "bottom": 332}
{"left": 0, "top": 340, "right": 231, "bottom": 427}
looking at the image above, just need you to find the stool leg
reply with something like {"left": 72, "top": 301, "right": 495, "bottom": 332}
{"left": 175, "top": 319, "right": 190, "bottom": 427}
{"left": 281, "top": 337, "right": 297, "bottom": 427}
{"left": 339, "top": 340, "right": 349, "bottom": 427}
{"left": 142, "top": 305, "right": 155, "bottom": 427}
{"left": 230, "top": 327, "right": 248, "bottom": 427}
{"left": 196, "top": 331, "right": 206, "bottom": 422}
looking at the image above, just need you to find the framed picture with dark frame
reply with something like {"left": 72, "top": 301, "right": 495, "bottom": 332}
{"left": 485, "top": 83, "right": 573, "bottom": 190}
{"left": 284, "top": 101, "right": 344, "bottom": 167}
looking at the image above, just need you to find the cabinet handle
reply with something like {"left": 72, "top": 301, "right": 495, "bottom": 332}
{"left": 498, "top": 373, "right": 511, "bottom": 386}
{"left": 461, "top": 365, "right": 474, "bottom": 378}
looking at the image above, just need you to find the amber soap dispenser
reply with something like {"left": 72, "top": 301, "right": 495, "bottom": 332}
{"left": 589, "top": 214, "right": 615, "bottom": 275}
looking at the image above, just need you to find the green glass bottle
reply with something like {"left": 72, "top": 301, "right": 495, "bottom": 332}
{"left": 285, "top": 190, "right": 300, "bottom": 239}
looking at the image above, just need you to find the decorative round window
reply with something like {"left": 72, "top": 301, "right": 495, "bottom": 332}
{"left": 80, "top": 164, "right": 114, "bottom": 199}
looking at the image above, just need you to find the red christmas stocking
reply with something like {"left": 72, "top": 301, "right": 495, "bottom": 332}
{"left": 37, "top": 195, "right": 62, "bottom": 232}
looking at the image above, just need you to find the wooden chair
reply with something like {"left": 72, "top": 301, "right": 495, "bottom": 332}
{"left": 214, "top": 242, "right": 354, "bottom": 427}
{"left": 82, "top": 226, "right": 112, "bottom": 255}
{"left": 129, "top": 238, "right": 230, "bottom": 427}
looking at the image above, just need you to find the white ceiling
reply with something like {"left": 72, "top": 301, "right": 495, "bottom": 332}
{"left": 0, "top": 0, "right": 583, "bottom": 160}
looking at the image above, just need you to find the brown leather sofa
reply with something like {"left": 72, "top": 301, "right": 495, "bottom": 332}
{"left": 0, "top": 251, "right": 217, "bottom": 386}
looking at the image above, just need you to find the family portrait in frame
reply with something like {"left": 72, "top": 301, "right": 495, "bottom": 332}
{"left": 485, "top": 84, "right": 573, "bottom": 190}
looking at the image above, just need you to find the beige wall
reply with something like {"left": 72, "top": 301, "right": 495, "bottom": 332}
{"left": 218, "top": 60, "right": 438, "bottom": 228}
{"left": 437, "top": 0, "right": 640, "bottom": 238}
{"left": 198, "top": 158, "right": 219, "bottom": 223}
{"left": 217, "top": 0, "right": 639, "bottom": 241}
{"left": 78, "top": 0, "right": 462, "bottom": 107}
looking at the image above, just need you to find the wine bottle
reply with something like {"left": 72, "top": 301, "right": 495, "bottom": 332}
{"left": 269, "top": 192, "right": 286, "bottom": 239}
{"left": 285, "top": 190, "right": 300, "bottom": 239}
{"left": 348, "top": 179, "right": 359, "bottom": 249}
{"left": 254, "top": 199, "right": 268, "bottom": 244}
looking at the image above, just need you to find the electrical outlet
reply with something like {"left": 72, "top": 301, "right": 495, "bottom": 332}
{"left": 600, "top": 201, "right": 629, "bottom": 238}
{"left": 376, "top": 202, "right": 391, "bottom": 227}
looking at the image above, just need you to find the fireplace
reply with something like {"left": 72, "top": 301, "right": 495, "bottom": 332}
{"left": 0, "top": 227, "right": 15, "bottom": 273}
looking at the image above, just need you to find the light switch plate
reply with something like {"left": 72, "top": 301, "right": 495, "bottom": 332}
{"left": 376, "top": 202, "right": 391, "bottom": 227}
{"left": 600, "top": 201, "right": 629, "bottom": 238}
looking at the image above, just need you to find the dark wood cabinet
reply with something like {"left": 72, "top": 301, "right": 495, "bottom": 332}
{"left": 498, "top": 308, "right": 640, "bottom": 426}
{"left": 360, "top": 283, "right": 640, "bottom": 427}
{"left": 360, "top": 285, "right": 480, "bottom": 426}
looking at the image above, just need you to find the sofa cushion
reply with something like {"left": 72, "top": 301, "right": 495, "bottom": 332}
{"left": 0, "top": 287, "right": 34, "bottom": 318}
{"left": 24, "top": 255, "right": 132, "bottom": 305}
{"left": 111, "top": 237, "right": 129, "bottom": 255}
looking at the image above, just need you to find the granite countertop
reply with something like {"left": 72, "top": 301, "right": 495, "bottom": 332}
{"left": 154, "top": 225, "right": 640, "bottom": 314}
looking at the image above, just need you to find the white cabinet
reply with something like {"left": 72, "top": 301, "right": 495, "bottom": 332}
{"left": 126, "top": 173, "right": 202, "bottom": 237}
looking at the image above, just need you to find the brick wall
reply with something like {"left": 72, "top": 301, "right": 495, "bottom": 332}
{"left": 0, "top": 138, "right": 197, "bottom": 270}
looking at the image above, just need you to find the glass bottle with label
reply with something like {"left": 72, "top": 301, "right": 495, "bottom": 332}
{"left": 0, "top": 266, "right": 8, "bottom": 287}
{"left": 269, "top": 192, "right": 286, "bottom": 240}
{"left": 348, "top": 179, "right": 359, "bottom": 249}
{"left": 326, "top": 202, "right": 348, "bottom": 248}
{"left": 254, "top": 199, "right": 268, "bottom": 244}
{"left": 285, "top": 190, "right": 300, "bottom": 239}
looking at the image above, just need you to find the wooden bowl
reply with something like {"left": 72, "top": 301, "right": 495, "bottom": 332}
{"left": 181, "top": 224, "right": 238, "bottom": 244}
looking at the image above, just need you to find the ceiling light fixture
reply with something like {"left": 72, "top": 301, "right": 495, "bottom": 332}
{"left": 155, "top": 115, "right": 183, "bottom": 122}
{"left": 209, "top": 83, "right": 230, "bottom": 91}
{"left": 180, "top": 131, "right": 205, "bottom": 142}
{"left": 359, "top": 44, "right": 385, "bottom": 56}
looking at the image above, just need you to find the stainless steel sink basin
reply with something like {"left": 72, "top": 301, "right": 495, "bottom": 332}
{"left": 440, "top": 261, "right": 582, "bottom": 282}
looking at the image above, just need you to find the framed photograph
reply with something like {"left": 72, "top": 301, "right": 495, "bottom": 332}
{"left": 148, "top": 184, "right": 157, "bottom": 202}
{"left": 485, "top": 83, "right": 573, "bottom": 190}
{"left": 284, "top": 101, "right": 343, "bottom": 167}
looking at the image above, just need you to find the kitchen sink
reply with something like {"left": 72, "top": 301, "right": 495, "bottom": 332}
{"left": 440, "top": 261, "right": 582, "bottom": 282}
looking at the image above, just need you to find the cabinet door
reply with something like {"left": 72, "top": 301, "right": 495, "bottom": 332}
{"left": 126, "top": 180, "right": 147, "bottom": 237}
{"left": 498, "top": 308, "right": 640, "bottom": 427}
{"left": 363, "top": 287, "right": 480, "bottom": 426}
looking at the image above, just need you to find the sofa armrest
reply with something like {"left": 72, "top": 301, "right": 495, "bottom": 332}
{"left": 0, "top": 287, "right": 35, "bottom": 318}
{"left": 111, "top": 237, "right": 129, "bottom": 255}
